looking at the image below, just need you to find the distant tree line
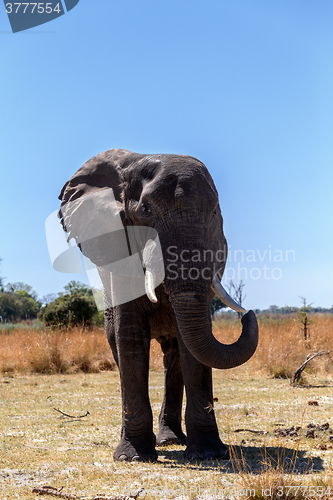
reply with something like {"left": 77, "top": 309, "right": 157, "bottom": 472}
{"left": 0, "top": 257, "right": 101, "bottom": 326}
{"left": 253, "top": 304, "right": 333, "bottom": 315}
{"left": 210, "top": 282, "right": 332, "bottom": 320}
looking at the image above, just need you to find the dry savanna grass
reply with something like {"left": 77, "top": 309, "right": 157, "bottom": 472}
{"left": 0, "top": 325, "right": 116, "bottom": 375}
{"left": 213, "top": 313, "right": 333, "bottom": 380}
{"left": 2, "top": 370, "right": 333, "bottom": 499}
{"left": 1, "top": 314, "right": 333, "bottom": 379}
{"left": 1, "top": 314, "right": 333, "bottom": 499}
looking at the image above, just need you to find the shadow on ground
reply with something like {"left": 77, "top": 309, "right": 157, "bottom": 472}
{"left": 159, "top": 445, "right": 324, "bottom": 474}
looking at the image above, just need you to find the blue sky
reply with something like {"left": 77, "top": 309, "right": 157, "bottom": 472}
{"left": 1, "top": 0, "right": 332, "bottom": 310}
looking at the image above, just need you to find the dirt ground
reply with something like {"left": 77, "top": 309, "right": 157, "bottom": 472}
{"left": 1, "top": 368, "right": 333, "bottom": 499}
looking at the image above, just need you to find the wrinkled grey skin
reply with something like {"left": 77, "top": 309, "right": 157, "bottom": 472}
{"left": 59, "top": 149, "right": 258, "bottom": 462}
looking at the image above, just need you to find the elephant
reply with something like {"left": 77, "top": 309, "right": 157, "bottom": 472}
{"left": 58, "top": 148, "right": 258, "bottom": 462}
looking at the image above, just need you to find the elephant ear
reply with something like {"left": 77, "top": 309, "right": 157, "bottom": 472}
{"left": 58, "top": 149, "right": 144, "bottom": 245}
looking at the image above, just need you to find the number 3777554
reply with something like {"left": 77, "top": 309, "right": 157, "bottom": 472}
{"left": 5, "top": 3, "right": 62, "bottom": 14}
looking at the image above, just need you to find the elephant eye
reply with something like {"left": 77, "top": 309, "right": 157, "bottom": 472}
{"left": 141, "top": 202, "right": 151, "bottom": 214}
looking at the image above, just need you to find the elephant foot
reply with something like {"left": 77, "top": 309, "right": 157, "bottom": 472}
{"left": 184, "top": 442, "right": 229, "bottom": 462}
{"left": 114, "top": 438, "right": 158, "bottom": 462}
{"left": 156, "top": 426, "right": 187, "bottom": 446}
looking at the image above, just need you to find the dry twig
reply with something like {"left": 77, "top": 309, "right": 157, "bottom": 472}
{"left": 234, "top": 428, "right": 268, "bottom": 435}
{"left": 53, "top": 408, "right": 90, "bottom": 419}
{"left": 291, "top": 349, "right": 333, "bottom": 384}
{"left": 32, "top": 486, "right": 77, "bottom": 499}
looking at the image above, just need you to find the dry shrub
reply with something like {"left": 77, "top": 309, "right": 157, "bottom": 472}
{"left": 239, "top": 472, "right": 333, "bottom": 500}
{"left": 228, "top": 443, "right": 333, "bottom": 499}
{"left": 0, "top": 325, "right": 116, "bottom": 374}
{"left": 213, "top": 314, "right": 333, "bottom": 378}
{"left": 1, "top": 314, "right": 332, "bottom": 378}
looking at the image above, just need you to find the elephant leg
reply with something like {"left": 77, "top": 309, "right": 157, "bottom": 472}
{"left": 177, "top": 334, "right": 229, "bottom": 461}
{"left": 156, "top": 337, "right": 186, "bottom": 446}
{"left": 110, "top": 305, "right": 157, "bottom": 462}
{"left": 104, "top": 307, "right": 119, "bottom": 367}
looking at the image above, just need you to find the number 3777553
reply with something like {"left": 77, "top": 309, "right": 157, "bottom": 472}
{"left": 5, "top": 3, "right": 62, "bottom": 14}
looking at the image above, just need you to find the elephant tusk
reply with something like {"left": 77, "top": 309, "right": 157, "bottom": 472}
{"left": 211, "top": 275, "right": 246, "bottom": 313}
{"left": 145, "top": 267, "right": 158, "bottom": 303}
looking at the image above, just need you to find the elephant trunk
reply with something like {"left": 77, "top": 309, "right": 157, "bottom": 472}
{"left": 171, "top": 291, "right": 258, "bottom": 369}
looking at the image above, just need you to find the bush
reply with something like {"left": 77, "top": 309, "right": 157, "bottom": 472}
{"left": 39, "top": 292, "right": 98, "bottom": 327}
{"left": 0, "top": 288, "right": 40, "bottom": 322}
{"left": 269, "top": 366, "right": 294, "bottom": 379}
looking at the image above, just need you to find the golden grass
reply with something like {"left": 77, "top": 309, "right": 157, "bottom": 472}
{"left": 213, "top": 314, "right": 333, "bottom": 379}
{"left": 1, "top": 315, "right": 333, "bottom": 497}
{"left": 1, "top": 314, "right": 332, "bottom": 379}
{"left": 0, "top": 325, "right": 115, "bottom": 374}
{"left": 2, "top": 370, "right": 333, "bottom": 499}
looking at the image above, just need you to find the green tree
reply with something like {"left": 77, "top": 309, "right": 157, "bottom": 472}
{"left": 15, "top": 289, "right": 40, "bottom": 318}
{"left": 38, "top": 281, "right": 98, "bottom": 327}
{"left": 0, "top": 293, "right": 22, "bottom": 322}
{"left": 210, "top": 295, "right": 227, "bottom": 319}
{"left": 5, "top": 282, "right": 38, "bottom": 300}
{"left": 0, "top": 284, "right": 40, "bottom": 322}
{"left": 63, "top": 280, "right": 92, "bottom": 296}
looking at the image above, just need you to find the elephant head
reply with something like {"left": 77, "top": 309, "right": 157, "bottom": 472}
{"left": 58, "top": 149, "right": 258, "bottom": 369}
